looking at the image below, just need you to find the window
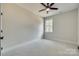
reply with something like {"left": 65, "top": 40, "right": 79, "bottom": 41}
{"left": 45, "top": 19, "right": 53, "bottom": 32}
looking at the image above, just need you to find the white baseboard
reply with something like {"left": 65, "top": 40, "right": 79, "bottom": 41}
{"left": 48, "top": 38, "right": 78, "bottom": 46}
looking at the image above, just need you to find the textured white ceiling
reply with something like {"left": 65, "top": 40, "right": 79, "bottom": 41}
{"left": 16, "top": 3, "right": 79, "bottom": 17}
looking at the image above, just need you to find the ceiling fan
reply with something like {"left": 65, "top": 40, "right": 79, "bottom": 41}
{"left": 39, "top": 3, "right": 58, "bottom": 14}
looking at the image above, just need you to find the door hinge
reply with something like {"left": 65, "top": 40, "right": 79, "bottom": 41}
{"left": 1, "top": 30, "right": 3, "bottom": 33}
{"left": 0, "top": 36, "right": 4, "bottom": 40}
{"left": 1, "top": 47, "right": 3, "bottom": 50}
{"left": 1, "top": 12, "right": 3, "bottom": 15}
{"left": 0, "top": 30, "right": 4, "bottom": 40}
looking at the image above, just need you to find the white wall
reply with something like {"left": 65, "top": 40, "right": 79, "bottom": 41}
{"left": 45, "top": 9, "right": 78, "bottom": 44}
{"left": 1, "top": 4, "right": 43, "bottom": 49}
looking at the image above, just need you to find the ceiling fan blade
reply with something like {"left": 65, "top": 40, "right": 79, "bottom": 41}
{"left": 50, "top": 7, "right": 58, "bottom": 10}
{"left": 39, "top": 8, "right": 46, "bottom": 12}
{"left": 41, "top": 3, "right": 47, "bottom": 8}
{"left": 47, "top": 3, "right": 49, "bottom": 6}
{"left": 50, "top": 3, "right": 54, "bottom": 7}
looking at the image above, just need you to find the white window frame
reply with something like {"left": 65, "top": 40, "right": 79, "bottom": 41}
{"left": 45, "top": 18, "right": 53, "bottom": 32}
